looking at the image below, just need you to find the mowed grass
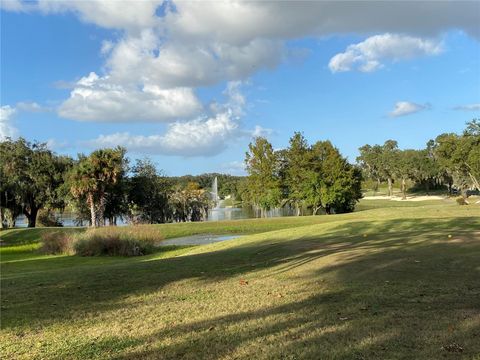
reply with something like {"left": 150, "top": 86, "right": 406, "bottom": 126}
{"left": 1, "top": 199, "right": 480, "bottom": 359}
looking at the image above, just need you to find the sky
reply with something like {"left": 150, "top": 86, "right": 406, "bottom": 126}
{"left": 1, "top": 0, "right": 479, "bottom": 176}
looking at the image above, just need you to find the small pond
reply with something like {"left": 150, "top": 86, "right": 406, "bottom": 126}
{"left": 158, "top": 234, "right": 242, "bottom": 247}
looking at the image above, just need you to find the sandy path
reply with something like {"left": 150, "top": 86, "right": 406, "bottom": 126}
{"left": 363, "top": 195, "right": 446, "bottom": 201}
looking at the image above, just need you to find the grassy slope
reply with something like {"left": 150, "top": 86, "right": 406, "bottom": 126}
{"left": 1, "top": 200, "right": 480, "bottom": 359}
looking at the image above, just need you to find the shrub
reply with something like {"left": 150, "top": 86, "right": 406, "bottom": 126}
{"left": 37, "top": 209, "right": 63, "bottom": 227}
{"left": 73, "top": 225, "right": 162, "bottom": 256}
{"left": 39, "top": 225, "right": 163, "bottom": 256}
{"left": 456, "top": 197, "right": 469, "bottom": 206}
{"left": 40, "top": 232, "right": 75, "bottom": 255}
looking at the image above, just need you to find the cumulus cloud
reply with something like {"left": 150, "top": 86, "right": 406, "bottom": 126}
{"left": 105, "top": 30, "right": 283, "bottom": 89}
{"left": 87, "top": 114, "right": 238, "bottom": 157}
{"left": 453, "top": 103, "right": 480, "bottom": 111}
{"left": 0, "top": 105, "right": 17, "bottom": 140}
{"left": 1, "top": 0, "right": 163, "bottom": 31}
{"left": 3, "top": 1, "right": 479, "bottom": 155}
{"left": 85, "top": 82, "right": 246, "bottom": 156}
{"left": 58, "top": 72, "right": 202, "bottom": 122}
{"left": 389, "top": 101, "right": 430, "bottom": 117}
{"left": 4, "top": 1, "right": 479, "bottom": 39}
{"left": 4, "top": 1, "right": 478, "bottom": 122}
{"left": 329, "top": 33, "right": 443, "bottom": 73}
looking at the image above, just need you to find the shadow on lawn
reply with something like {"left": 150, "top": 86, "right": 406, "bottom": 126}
{"left": 2, "top": 217, "right": 480, "bottom": 358}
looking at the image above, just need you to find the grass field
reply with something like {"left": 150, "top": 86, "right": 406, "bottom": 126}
{"left": 1, "top": 199, "right": 480, "bottom": 359}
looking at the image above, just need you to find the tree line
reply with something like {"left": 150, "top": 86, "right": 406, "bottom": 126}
{"left": 1, "top": 119, "right": 477, "bottom": 228}
{"left": 0, "top": 142, "right": 231, "bottom": 228}
{"left": 357, "top": 120, "right": 479, "bottom": 199}
{"left": 239, "top": 120, "right": 479, "bottom": 216}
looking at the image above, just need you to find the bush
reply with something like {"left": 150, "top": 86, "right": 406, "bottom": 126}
{"left": 456, "top": 197, "right": 469, "bottom": 205}
{"left": 39, "top": 225, "right": 163, "bottom": 256}
{"left": 37, "top": 209, "right": 63, "bottom": 227}
{"left": 40, "top": 232, "right": 75, "bottom": 254}
{"left": 73, "top": 226, "right": 162, "bottom": 256}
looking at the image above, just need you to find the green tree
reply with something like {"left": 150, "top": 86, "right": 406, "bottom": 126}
{"left": 434, "top": 121, "right": 480, "bottom": 197}
{"left": 128, "top": 158, "right": 171, "bottom": 224}
{"left": 463, "top": 119, "right": 480, "bottom": 190}
{"left": 68, "top": 147, "right": 127, "bottom": 227}
{"left": 357, "top": 140, "right": 398, "bottom": 196}
{"left": 169, "top": 182, "right": 210, "bottom": 222}
{"left": 284, "top": 132, "right": 311, "bottom": 215}
{"left": 244, "top": 137, "right": 281, "bottom": 217}
{"left": 357, "top": 144, "right": 384, "bottom": 193}
{"left": 394, "top": 149, "right": 418, "bottom": 199}
{"left": 0, "top": 138, "right": 72, "bottom": 227}
{"left": 307, "top": 141, "right": 362, "bottom": 214}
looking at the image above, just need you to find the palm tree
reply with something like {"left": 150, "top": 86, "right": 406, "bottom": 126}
{"left": 69, "top": 147, "right": 126, "bottom": 227}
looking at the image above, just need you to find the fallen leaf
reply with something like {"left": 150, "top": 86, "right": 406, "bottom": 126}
{"left": 239, "top": 279, "right": 249, "bottom": 285}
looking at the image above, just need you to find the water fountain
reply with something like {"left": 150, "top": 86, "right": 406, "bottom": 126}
{"left": 211, "top": 176, "right": 220, "bottom": 209}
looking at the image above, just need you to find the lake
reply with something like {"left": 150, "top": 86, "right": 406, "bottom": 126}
{"left": 12, "top": 206, "right": 295, "bottom": 228}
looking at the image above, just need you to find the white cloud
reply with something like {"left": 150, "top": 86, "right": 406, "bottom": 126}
{"left": 100, "top": 40, "right": 115, "bottom": 56}
{"left": 108, "top": 29, "right": 283, "bottom": 87}
{"left": 1, "top": 0, "right": 164, "bottom": 32}
{"left": 85, "top": 81, "right": 247, "bottom": 156}
{"left": 3, "top": 1, "right": 479, "bottom": 155}
{"left": 389, "top": 101, "right": 430, "bottom": 117}
{"left": 251, "top": 125, "right": 274, "bottom": 138}
{"left": 16, "top": 101, "right": 49, "bottom": 112}
{"left": 454, "top": 103, "right": 480, "bottom": 111}
{"left": 5, "top": 1, "right": 478, "bottom": 123}
{"left": 329, "top": 33, "right": 443, "bottom": 73}
{"left": 5, "top": 1, "right": 479, "bottom": 39}
{"left": 0, "top": 102, "right": 55, "bottom": 140}
{"left": 58, "top": 72, "right": 202, "bottom": 122}
{"left": 220, "top": 161, "right": 246, "bottom": 176}
{"left": 45, "top": 138, "right": 69, "bottom": 151}
{"left": 0, "top": 105, "right": 17, "bottom": 140}
{"left": 86, "top": 113, "right": 238, "bottom": 157}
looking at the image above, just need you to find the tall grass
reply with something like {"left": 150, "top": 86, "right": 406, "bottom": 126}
{"left": 40, "top": 231, "right": 75, "bottom": 255}
{"left": 40, "top": 226, "right": 163, "bottom": 256}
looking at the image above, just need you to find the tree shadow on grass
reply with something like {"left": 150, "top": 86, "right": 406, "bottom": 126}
{"left": 1, "top": 217, "right": 480, "bottom": 358}
{"left": 110, "top": 222, "right": 480, "bottom": 359}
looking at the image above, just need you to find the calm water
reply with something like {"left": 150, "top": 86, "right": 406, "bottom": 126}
{"left": 12, "top": 206, "right": 294, "bottom": 228}
{"left": 207, "top": 206, "right": 294, "bottom": 221}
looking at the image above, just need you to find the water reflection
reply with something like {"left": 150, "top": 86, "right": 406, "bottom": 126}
{"left": 207, "top": 206, "right": 294, "bottom": 221}
{"left": 12, "top": 206, "right": 295, "bottom": 228}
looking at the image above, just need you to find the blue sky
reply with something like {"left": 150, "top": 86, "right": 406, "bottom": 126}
{"left": 1, "top": 1, "right": 479, "bottom": 175}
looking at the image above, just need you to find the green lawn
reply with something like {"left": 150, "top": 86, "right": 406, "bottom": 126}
{"left": 1, "top": 200, "right": 479, "bottom": 359}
